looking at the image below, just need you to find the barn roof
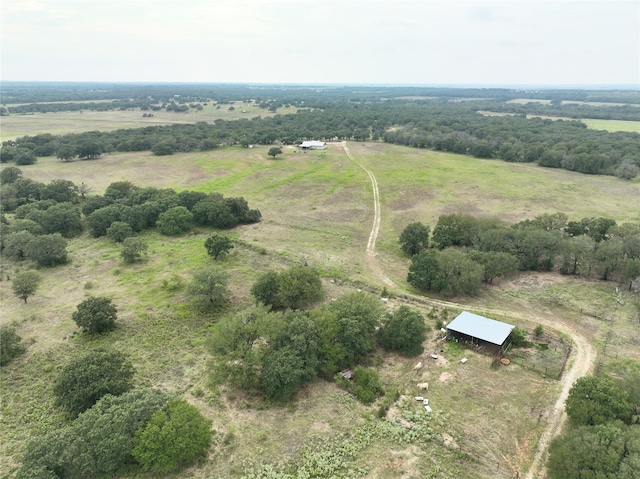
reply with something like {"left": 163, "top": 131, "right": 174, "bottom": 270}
{"left": 299, "top": 140, "right": 326, "bottom": 148}
{"left": 446, "top": 311, "right": 515, "bottom": 346}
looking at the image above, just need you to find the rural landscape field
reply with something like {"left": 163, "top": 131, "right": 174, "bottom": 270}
{"left": 1, "top": 83, "right": 639, "bottom": 479}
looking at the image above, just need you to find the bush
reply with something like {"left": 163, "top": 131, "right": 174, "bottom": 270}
{"left": 132, "top": 399, "right": 212, "bottom": 473}
{"left": 72, "top": 296, "right": 118, "bottom": 333}
{"left": 106, "top": 221, "right": 133, "bottom": 242}
{"left": 156, "top": 206, "right": 192, "bottom": 235}
{"left": 0, "top": 326, "right": 27, "bottom": 365}
{"left": 187, "top": 267, "right": 229, "bottom": 309}
{"left": 53, "top": 348, "right": 135, "bottom": 416}
{"left": 378, "top": 305, "right": 427, "bottom": 356}
{"left": 120, "top": 237, "right": 149, "bottom": 263}
{"left": 351, "top": 367, "right": 384, "bottom": 405}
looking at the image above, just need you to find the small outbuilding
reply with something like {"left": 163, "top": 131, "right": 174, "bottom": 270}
{"left": 299, "top": 140, "right": 326, "bottom": 150}
{"left": 446, "top": 311, "right": 515, "bottom": 353}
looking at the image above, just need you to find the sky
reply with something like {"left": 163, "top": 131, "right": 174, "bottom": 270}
{"left": 1, "top": 0, "right": 639, "bottom": 87}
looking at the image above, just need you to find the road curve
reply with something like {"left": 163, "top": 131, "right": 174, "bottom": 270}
{"left": 339, "top": 141, "right": 597, "bottom": 479}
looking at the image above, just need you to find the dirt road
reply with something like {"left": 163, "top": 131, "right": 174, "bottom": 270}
{"left": 342, "top": 141, "right": 597, "bottom": 479}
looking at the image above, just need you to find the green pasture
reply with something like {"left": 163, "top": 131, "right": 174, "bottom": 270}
{"left": 1, "top": 141, "right": 639, "bottom": 478}
{"left": 581, "top": 118, "right": 640, "bottom": 133}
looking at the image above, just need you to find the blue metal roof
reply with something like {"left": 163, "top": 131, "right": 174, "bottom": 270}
{"left": 446, "top": 311, "right": 515, "bottom": 346}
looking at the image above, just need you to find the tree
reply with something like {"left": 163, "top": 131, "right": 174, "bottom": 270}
{"left": 187, "top": 267, "right": 229, "bottom": 309}
{"left": 326, "top": 291, "right": 383, "bottom": 365}
{"left": 547, "top": 424, "right": 640, "bottom": 479}
{"left": 566, "top": 376, "right": 632, "bottom": 426}
{"left": 56, "top": 144, "right": 77, "bottom": 162}
{"left": 432, "top": 213, "right": 479, "bottom": 249}
{"left": 39, "top": 202, "right": 83, "bottom": 237}
{"left": 72, "top": 296, "right": 118, "bottom": 333}
{"left": 19, "top": 389, "right": 171, "bottom": 479}
{"left": 624, "top": 258, "right": 640, "bottom": 290}
{"left": 104, "top": 180, "right": 137, "bottom": 200}
{"left": 40, "top": 179, "right": 79, "bottom": 204}
{"left": 277, "top": 265, "right": 324, "bottom": 310}
{"left": 12, "top": 270, "right": 41, "bottom": 303}
{"left": 76, "top": 142, "right": 102, "bottom": 159}
{"left": 14, "top": 148, "right": 37, "bottom": 165}
{"left": 399, "top": 221, "right": 430, "bottom": 256}
{"left": 260, "top": 346, "right": 311, "bottom": 402}
{"left": 437, "top": 248, "right": 485, "bottom": 297}
{"left": 120, "top": 237, "right": 149, "bottom": 263}
{"left": 407, "top": 250, "right": 443, "bottom": 292}
{"left": 615, "top": 159, "right": 640, "bottom": 179}
{"left": 156, "top": 206, "right": 193, "bottom": 235}
{"left": 86, "top": 205, "right": 122, "bottom": 237}
{"left": 106, "top": 221, "right": 133, "bottom": 242}
{"left": 53, "top": 348, "right": 135, "bottom": 416}
{"left": 378, "top": 306, "right": 427, "bottom": 356}
{"left": 132, "top": 399, "right": 212, "bottom": 473}
{"left": 25, "top": 234, "right": 68, "bottom": 267}
{"left": 268, "top": 146, "right": 283, "bottom": 158}
{"left": 0, "top": 326, "right": 27, "bottom": 365}
{"left": 251, "top": 270, "right": 282, "bottom": 308}
{"left": 3, "top": 231, "right": 36, "bottom": 261}
{"left": 0, "top": 166, "right": 23, "bottom": 184}
{"left": 192, "top": 196, "right": 237, "bottom": 229}
{"left": 468, "top": 250, "right": 520, "bottom": 284}
{"left": 205, "top": 234, "right": 234, "bottom": 259}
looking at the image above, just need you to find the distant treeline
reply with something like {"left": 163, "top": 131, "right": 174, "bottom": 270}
{"left": 2, "top": 81, "right": 639, "bottom": 105}
{"left": 2, "top": 101, "right": 638, "bottom": 177}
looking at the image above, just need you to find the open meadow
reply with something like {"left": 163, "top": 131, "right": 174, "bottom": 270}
{"left": 0, "top": 101, "right": 297, "bottom": 140}
{"left": 1, "top": 142, "right": 639, "bottom": 478}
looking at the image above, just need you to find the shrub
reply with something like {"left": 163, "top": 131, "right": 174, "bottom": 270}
{"left": 72, "top": 296, "right": 118, "bottom": 333}
{"left": 378, "top": 305, "right": 427, "bottom": 356}
{"left": 156, "top": 206, "right": 192, "bottom": 235}
{"left": 0, "top": 326, "right": 27, "bottom": 365}
{"left": 106, "top": 221, "right": 133, "bottom": 242}
{"left": 132, "top": 399, "right": 212, "bottom": 473}
{"left": 187, "top": 267, "right": 229, "bottom": 309}
{"left": 351, "top": 366, "right": 384, "bottom": 405}
{"left": 120, "top": 237, "right": 148, "bottom": 263}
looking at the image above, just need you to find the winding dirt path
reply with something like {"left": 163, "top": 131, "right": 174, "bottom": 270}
{"left": 341, "top": 141, "right": 597, "bottom": 479}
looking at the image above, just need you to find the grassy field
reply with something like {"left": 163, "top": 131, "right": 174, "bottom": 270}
{"left": 1, "top": 142, "right": 639, "bottom": 478}
{"left": 581, "top": 118, "right": 640, "bottom": 133}
{"left": 0, "top": 101, "right": 299, "bottom": 140}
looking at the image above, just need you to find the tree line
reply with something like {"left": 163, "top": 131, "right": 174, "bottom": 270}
{"left": 401, "top": 212, "right": 640, "bottom": 297}
{"left": 3, "top": 100, "right": 638, "bottom": 177}
{"left": 546, "top": 361, "right": 640, "bottom": 479}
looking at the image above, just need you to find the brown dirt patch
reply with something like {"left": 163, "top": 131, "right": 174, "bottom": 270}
{"left": 438, "top": 371, "right": 454, "bottom": 383}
